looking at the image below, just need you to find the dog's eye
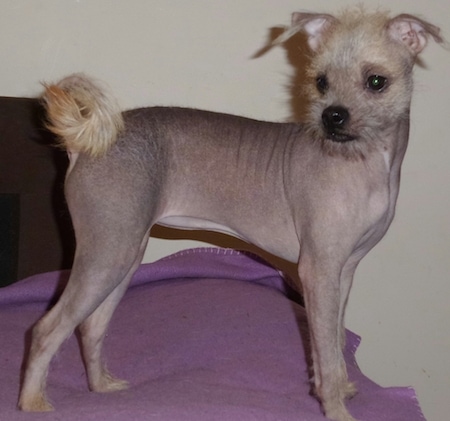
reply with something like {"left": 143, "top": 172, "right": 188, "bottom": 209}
{"left": 316, "top": 75, "right": 329, "bottom": 94}
{"left": 366, "top": 75, "right": 387, "bottom": 92}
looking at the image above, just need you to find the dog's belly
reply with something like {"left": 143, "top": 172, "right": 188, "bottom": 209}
{"left": 156, "top": 210, "right": 300, "bottom": 263}
{"left": 158, "top": 215, "right": 244, "bottom": 239}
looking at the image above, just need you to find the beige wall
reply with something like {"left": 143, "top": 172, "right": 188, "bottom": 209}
{"left": 2, "top": 1, "right": 449, "bottom": 420}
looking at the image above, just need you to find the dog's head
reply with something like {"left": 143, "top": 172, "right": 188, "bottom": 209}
{"left": 275, "top": 9, "right": 443, "bottom": 158}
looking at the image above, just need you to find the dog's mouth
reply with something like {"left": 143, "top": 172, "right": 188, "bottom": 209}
{"left": 327, "top": 131, "right": 357, "bottom": 143}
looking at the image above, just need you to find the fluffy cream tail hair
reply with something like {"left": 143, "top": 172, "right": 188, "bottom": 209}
{"left": 42, "top": 73, "right": 124, "bottom": 157}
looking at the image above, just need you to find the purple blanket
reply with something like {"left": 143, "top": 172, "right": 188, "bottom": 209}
{"left": 0, "top": 248, "right": 425, "bottom": 420}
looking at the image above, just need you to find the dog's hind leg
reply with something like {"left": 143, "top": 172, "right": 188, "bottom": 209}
{"left": 18, "top": 227, "right": 150, "bottom": 411}
{"left": 19, "top": 167, "right": 155, "bottom": 412}
{"left": 18, "top": 231, "right": 148, "bottom": 411}
{"left": 78, "top": 233, "right": 150, "bottom": 393}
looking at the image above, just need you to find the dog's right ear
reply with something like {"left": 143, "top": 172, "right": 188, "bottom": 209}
{"left": 273, "top": 13, "right": 337, "bottom": 51}
{"left": 387, "top": 14, "right": 445, "bottom": 56}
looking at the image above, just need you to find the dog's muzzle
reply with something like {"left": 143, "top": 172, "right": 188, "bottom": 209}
{"left": 322, "top": 106, "right": 356, "bottom": 142}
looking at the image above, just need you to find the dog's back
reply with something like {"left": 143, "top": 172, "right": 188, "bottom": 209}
{"left": 65, "top": 101, "right": 303, "bottom": 261}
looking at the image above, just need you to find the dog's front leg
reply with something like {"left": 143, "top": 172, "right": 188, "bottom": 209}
{"left": 337, "top": 260, "right": 359, "bottom": 353}
{"left": 299, "top": 255, "right": 357, "bottom": 421}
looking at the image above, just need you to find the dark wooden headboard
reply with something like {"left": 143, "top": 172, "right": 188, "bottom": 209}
{"left": 0, "top": 97, "right": 75, "bottom": 287}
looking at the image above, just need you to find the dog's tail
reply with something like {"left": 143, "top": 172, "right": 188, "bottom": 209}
{"left": 42, "top": 73, "right": 124, "bottom": 157}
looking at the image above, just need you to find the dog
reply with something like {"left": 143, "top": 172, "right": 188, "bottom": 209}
{"left": 18, "top": 9, "right": 443, "bottom": 421}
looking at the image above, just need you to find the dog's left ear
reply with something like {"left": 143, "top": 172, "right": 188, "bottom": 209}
{"left": 387, "top": 14, "right": 444, "bottom": 55}
{"left": 273, "top": 12, "right": 337, "bottom": 51}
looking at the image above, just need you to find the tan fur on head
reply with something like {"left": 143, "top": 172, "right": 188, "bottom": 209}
{"left": 276, "top": 8, "right": 444, "bottom": 160}
{"left": 42, "top": 73, "right": 124, "bottom": 157}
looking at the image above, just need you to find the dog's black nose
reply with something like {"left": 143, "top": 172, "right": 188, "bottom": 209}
{"left": 322, "top": 106, "right": 349, "bottom": 132}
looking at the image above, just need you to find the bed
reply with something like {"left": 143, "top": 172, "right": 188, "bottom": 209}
{"left": 0, "top": 96, "right": 426, "bottom": 420}
{"left": 0, "top": 96, "right": 74, "bottom": 287}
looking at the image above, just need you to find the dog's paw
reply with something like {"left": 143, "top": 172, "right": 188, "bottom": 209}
{"left": 90, "top": 371, "right": 129, "bottom": 393}
{"left": 325, "top": 404, "right": 358, "bottom": 421}
{"left": 102, "top": 377, "right": 129, "bottom": 392}
{"left": 343, "top": 381, "right": 357, "bottom": 400}
{"left": 18, "top": 393, "right": 54, "bottom": 412}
